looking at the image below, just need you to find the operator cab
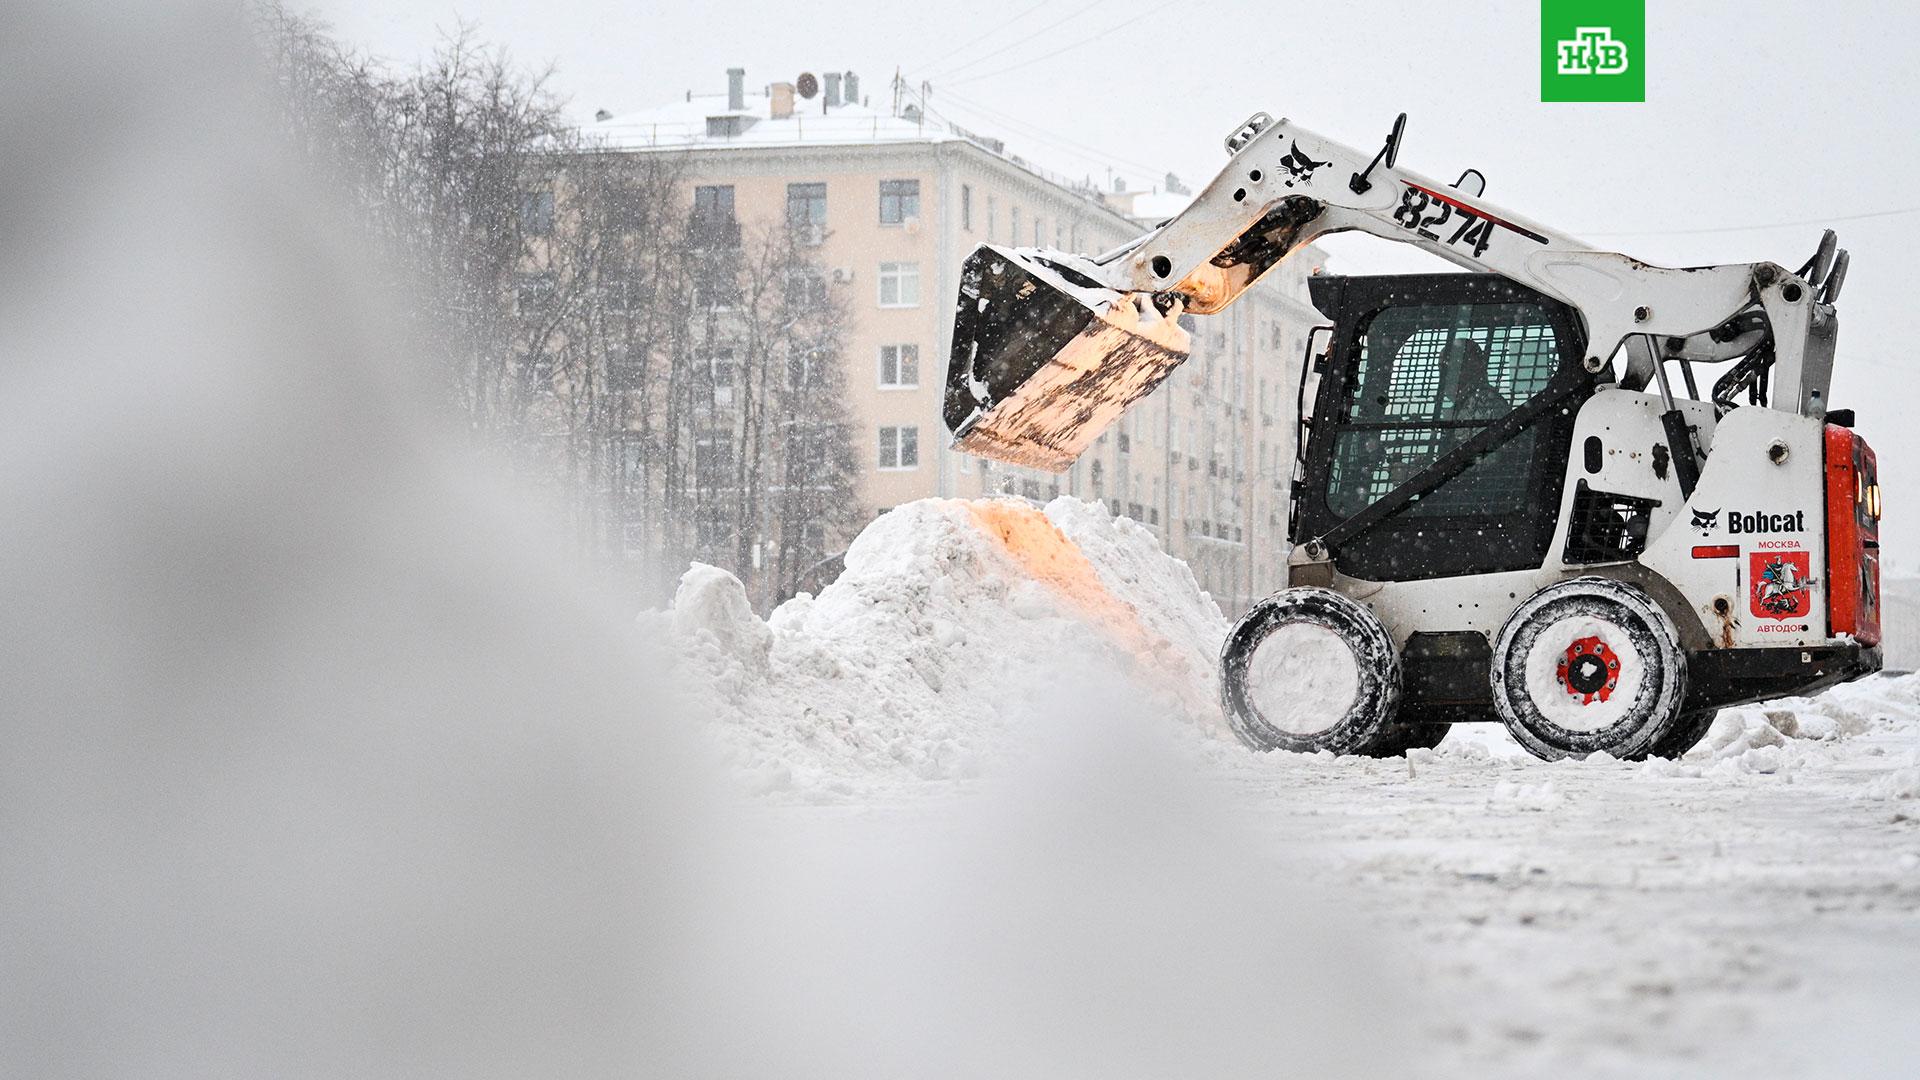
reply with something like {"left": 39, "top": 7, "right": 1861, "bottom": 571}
{"left": 1292, "top": 273, "right": 1596, "bottom": 581}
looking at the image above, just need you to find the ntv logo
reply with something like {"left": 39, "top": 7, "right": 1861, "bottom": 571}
{"left": 1541, "top": 2, "right": 1644, "bottom": 102}
{"left": 1557, "top": 27, "right": 1629, "bottom": 75}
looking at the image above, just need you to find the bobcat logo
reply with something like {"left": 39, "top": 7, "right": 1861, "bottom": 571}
{"left": 1277, "top": 141, "right": 1330, "bottom": 188}
{"left": 1691, "top": 507, "right": 1720, "bottom": 535}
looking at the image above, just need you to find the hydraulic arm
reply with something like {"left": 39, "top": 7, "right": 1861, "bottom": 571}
{"left": 945, "top": 112, "right": 1844, "bottom": 473}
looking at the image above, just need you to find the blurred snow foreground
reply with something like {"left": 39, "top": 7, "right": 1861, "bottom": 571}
{"left": 0, "top": 6, "right": 1403, "bottom": 1078}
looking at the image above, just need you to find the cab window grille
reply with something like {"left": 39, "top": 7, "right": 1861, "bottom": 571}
{"left": 1328, "top": 303, "right": 1560, "bottom": 519}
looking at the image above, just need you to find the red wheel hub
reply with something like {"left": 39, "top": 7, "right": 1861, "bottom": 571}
{"left": 1556, "top": 635, "right": 1619, "bottom": 704}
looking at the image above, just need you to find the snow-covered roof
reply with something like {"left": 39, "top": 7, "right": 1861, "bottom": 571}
{"left": 579, "top": 88, "right": 1133, "bottom": 209}
{"left": 583, "top": 90, "right": 961, "bottom": 153}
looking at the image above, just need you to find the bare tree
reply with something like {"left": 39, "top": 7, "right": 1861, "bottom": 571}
{"left": 254, "top": 4, "right": 567, "bottom": 446}
{"left": 762, "top": 230, "right": 860, "bottom": 604}
{"left": 253, "top": 5, "right": 860, "bottom": 607}
{"left": 534, "top": 149, "right": 691, "bottom": 569}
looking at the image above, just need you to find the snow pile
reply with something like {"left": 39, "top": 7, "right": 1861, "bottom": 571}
{"left": 661, "top": 497, "right": 1231, "bottom": 794}
{"left": 1677, "top": 677, "right": 1920, "bottom": 781}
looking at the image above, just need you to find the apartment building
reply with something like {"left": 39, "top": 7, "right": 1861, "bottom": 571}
{"left": 585, "top": 67, "right": 1324, "bottom": 613}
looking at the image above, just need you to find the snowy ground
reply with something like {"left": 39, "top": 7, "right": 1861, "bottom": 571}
{"left": 660, "top": 497, "right": 1920, "bottom": 1077}
{"left": 1211, "top": 684, "right": 1920, "bottom": 1077}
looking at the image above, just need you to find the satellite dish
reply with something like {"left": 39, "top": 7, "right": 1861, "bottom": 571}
{"left": 796, "top": 72, "right": 819, "bottom": 99}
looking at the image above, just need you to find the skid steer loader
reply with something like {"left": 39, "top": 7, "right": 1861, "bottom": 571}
{"left": 944, "top": 112, "right": 1882, "bottom": 760}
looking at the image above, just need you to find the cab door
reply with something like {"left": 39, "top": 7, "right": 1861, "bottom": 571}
{"left": 1294, "top": 273, "right": 1594, "bottom": 581}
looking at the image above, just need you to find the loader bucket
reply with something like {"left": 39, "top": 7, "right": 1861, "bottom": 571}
{"left": 944, "top": 244, "right": 1191, "bottom": 473}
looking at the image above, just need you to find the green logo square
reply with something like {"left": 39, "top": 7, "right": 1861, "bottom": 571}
{"left": 1542, "top": 0, "right": 1645, "bottom": 102}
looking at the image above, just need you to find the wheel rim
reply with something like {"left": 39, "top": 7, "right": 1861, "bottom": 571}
{"left": 1245, "top": 622, "right": 1361, "bottom": 735}
{"left": 1557, "top": 635, "right": 1619, "bottom": 704}
{"left": 1521, "top": 614, "right": 1647, "bottom": 733}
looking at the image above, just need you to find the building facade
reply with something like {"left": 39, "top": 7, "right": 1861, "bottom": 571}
{"left": 584, "top": 68, "right": 1325, "bottom": 613}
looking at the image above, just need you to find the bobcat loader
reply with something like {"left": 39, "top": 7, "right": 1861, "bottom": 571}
{"left": 944, "top": 112, "right": 1882, "bottom": 760}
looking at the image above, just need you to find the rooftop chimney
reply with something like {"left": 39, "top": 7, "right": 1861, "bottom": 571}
{"left": 823, "top": 72, "right": 842, "bottom": 108}
{"left": 770, "top": 82, "right": 795, "bottom": 120}
{"left": 843, "top": 70, "right": 860, "bottom": 106}
{"left": 726, "top": 67, "right": 745, "bottom": 111}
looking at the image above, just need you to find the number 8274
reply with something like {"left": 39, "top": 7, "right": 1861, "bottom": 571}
{"left": 1392, "top": 184, "right": 1494, "bottom": 258}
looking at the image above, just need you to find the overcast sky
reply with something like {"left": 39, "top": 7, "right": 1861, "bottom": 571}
{"left": 307, "top": 0, "right": 1920, "bottom": 562}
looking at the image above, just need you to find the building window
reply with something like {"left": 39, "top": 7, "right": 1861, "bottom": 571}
{"left": 878, "top": 425, "right": 920, "bottom": 470}
{"left": 878, "top": 343, "right": 920, "bottom": 388}
{"left": 606, "top": 275, "right": 644, "bottom": 315}
{"left": 798, "top": 521, "right": 828, "bottom": 558}
{"left": 693, "top": 184, "right": 734, "bottom": 220}
{"left": 695, "top": 431, "right": 734, "bottom": 488}
{"left": 879, "top": 179, "right": 920, "bottom": 225}
{"left": 786, "top": 182, "right": 827, "bottom": 226}
{"left": 786, "top": 348, "right": 817, "bottom": 390}
{"left": 691, "top": 257, "right": 738, "bottom": 308}
{"left": 961, "top": 184, "right": 973, "bottom": 231}
{"left": 988, "top": 195, "right": 998, "bottom": 239}
{"left": 1033, "top": 216, "right": 1042, "bottom": 246}
{"left": 519, "top": 188, "right": 555, "bottom": 236}
{"left": 878, "top": 262, "right": 920, "bottom": 308}
{"left": 786, "top": 426, "right": 832, "bottom": 485}
{"left": 786, "top": 270, "right": 827, "bottom": 307}
{"left": 691, "top": 184, "right": 738, "bottom": 247}
{"left": 515, "top": 271, "right": 556, "bottom": 313}
{"left": 709, "top": 348, "right": 736, "bottom": 405}
{"left": 607, "top": 186, "right": 650, "bottom": 234}
{"left": 1010, "top": 206, "right": 1021, "bottom": 247}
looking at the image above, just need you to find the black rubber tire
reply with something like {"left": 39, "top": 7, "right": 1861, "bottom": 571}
{"left": 1221, "top": 587, "right": 1403, "bottom": 755}
{"left": 1491, "top": 577, "right": 1689, "bottom": 761}
{"left": 1647, "top": 709, "right": 1719, "bottom": 760}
